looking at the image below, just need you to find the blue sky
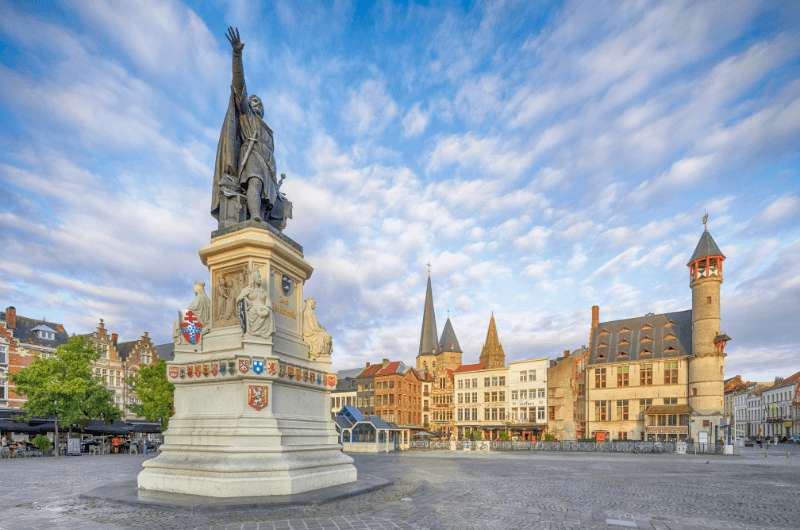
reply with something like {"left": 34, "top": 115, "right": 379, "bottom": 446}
{"left": 0, "top": 0, "right": 798, "bottom": 381}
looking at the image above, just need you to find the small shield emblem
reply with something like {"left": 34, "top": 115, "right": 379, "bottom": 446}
{"left": 180, "top": 367, "right": 186, "bottom": 379}
{"left": 247, "top": 385, "right": 269, "bottom": 411}
{"left": 168, "top": 366, "right": 179, "bottom": 379}
{"left": 203, "top": 364, "right": 209, "bottom": 376}
{"left": 281, "top": 274, "right": 292, "bottom": 295}
{"left": 239, "top": 358, "right": 250, "bottom": 374}
{"left": 194, "top": 365, "right": 201, "bottom": 377}
{"left": 268, "top": 361, "right": 277, "bottom": 375}
{"left": 228, "top": 361, "right": 236, "bottom": 375}
{"left": 253, "top": 360, "right": 264, "bottom": 374}
{"left": 219, "top": 363, "right": 226, "bottom": 375}
{"left": 211, "top": 362, "right": 219, "bottom": 376}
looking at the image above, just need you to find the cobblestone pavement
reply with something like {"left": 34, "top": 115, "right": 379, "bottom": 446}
{"left": 0, "top": 447, "right": 798, "bottom": 530}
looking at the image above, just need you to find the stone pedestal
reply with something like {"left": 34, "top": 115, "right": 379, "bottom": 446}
{"left": 138, "top": 225, "right": 356, "bottom": 497}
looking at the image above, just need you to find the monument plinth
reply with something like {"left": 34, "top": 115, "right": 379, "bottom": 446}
{"left": 138, "top": 225, "right": 356, "bottom": 497}
{"left": 138, "top": 27, "right": 355, "bottom": 497}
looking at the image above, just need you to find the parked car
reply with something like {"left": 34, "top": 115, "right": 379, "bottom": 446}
{"left": 788, "top": 434, "right": 800, "bottom": 444}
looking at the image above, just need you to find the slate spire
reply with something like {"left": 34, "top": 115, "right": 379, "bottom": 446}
{"left": 418, "top": 270, "right": 439, "bottom": 356}
{"left": 438, "top": 317, "right": 462, "bottom": 353}
{"left": 479, "top": 312, "right": 505, "bottom": 369}
{"left": 687, "top": 226, "right": 725, "bottom": 265}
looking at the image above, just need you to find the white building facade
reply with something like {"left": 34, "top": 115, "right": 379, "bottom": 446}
{"left": 507, "top": 358, "right": 549, "bottom": 440}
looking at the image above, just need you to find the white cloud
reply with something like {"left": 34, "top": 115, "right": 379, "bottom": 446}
{"left": 759, "top": 194, "right": 799, "bottom": 224}
{"left": 402, "top": 103, "right": 429, "bottom": 137}
{"left": 344, "top": 79, "right": 398, "bottom": 135}
{"left": 514, "top": 225, "right": 551, "bottom": 251}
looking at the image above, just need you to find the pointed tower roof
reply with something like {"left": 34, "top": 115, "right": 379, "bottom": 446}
{"left": 479, "top": 313, "right": 505, "bottom": 369}
{"left": 418, "top": 272, "right": 439, "bottom": 355}
{"left": 438, "top": 317, "right": 462, "bottom": 353}
{"left": 687, "top": 218, "right": 725, "bottom": 265}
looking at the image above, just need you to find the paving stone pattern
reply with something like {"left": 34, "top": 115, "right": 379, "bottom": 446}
{"left": 0, "top": 446, "right": 798, "bottom": 530}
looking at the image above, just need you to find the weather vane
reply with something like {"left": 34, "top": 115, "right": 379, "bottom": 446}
{"left": 426, "top": 261, "right": 432, "bottom": 276}
{"left": 702, "top": 211, "right": 709, "bottom": 230}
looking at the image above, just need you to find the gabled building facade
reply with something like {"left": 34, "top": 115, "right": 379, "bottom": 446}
{"left": 586, "top": 223, "right": 729, "bottom": 443}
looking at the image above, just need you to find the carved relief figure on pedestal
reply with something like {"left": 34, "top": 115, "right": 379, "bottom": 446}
{"left": 237, "top": 266, "right": 275, "bottom": 338}
{"left": 214, "top": 266, "right": 249, "bottom": 326}
{"left": 302, "top": 297, "right": 332, "bottom": 362}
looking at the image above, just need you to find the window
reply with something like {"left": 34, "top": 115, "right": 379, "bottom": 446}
{"left": 499, "top": 376, "right": 505, "bottom": 386}
{"left": 0, "top": 341, "right": 7, "bottom": 365}
{"left": 595, "top": 400, "right": 608, "bottom": 421}
{"left": 520, "top": 371, "right": 527, "bottom": 383}
{"left": 639, "top": 399, "right": 652, "bottom": 418}
{"left": 595, "top": 368, "right": 607, "bottom": 388}
{"left": 491, "top": 391, "right": 498, "bottom": 403}
{"left": 664, "top": 361, "right": 678, "bottom": 384}
{"left": 472, "top": 392, "right": 477, "bottom": 403}
{"left": 491, "top": 377, "right": 498, "bottom": 387}
{"left": 617, "top": 432, "right": 628, "bottom": 440}
{"left": 0, "top": 370, "right": 6, "bottom": 400}
{"left": 472, "top": 408, "right": 477, "bottom": 421}
{"left": 520, "top": 389, "right": 527, "bottom": 399}
{"left": 499, "top": 408, "right": 505, "bottom": 421}
{"left": 484, "top": 392, "right": 490, "bottom": 403}
{"left": 548, "top": 406, "right": 555, "bottom": 421}
{"left": 640, "top": 364, "right": 653, "bottom": 386}
{"left": 458, "top": 380, "right": 463, "bottom": 389}
{"left": 485, "top": 377, "right": 491, "bottom": 387}
{"left": 538, "top": 388, "right": 546, "bottom": 398}
{"left": 458, "top": 393, "right": 463, "bottom": 404}
{"left": 529, "top": 370, "right": 537, "bottom": 381}
{"left": 617, "top": 365, "right": 629, "bottom": 387}
{"left": 537, "top": 407, "right": 546, "bottom": 421}
{"left": 616, "top": 400, "right": 629, "bottom": 420}
{"left": 663, "top": 397, "right": 677, "bottom": 405}
{"left": 511, "top": 390, "right": 518, "bottom": 400}
{"left": 499, "top": 391, "right": 505, "bottom": 402}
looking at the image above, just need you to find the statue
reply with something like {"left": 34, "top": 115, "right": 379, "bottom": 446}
{"left": 187, "top": 281, "right": 212, "bottom": 329}
{"left": 302, "top": 298, "right": 332, "bottom": 361}
{"left": 237, "top": 267, "right": 275, "bottom": 339}
{"left": 211, "top": 27, "right": 292, "bottom": 231}
{"left": 173, "top": 282, "right": 211, "bottom": 346}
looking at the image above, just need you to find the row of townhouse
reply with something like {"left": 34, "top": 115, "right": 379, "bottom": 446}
{"left": 330, "top": 223, "right": 735, "bottom": 444}
{"left": 727, "top": 372, "right": 800, "bottom": 441}
{"left": 0, "top": 306, "right": 173, "bottom": 418}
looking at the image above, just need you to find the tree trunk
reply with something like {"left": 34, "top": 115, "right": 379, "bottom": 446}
{"left": 54, "top": 416, "right": 59, "bottom": 458}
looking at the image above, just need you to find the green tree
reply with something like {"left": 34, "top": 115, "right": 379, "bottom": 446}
{"left": 11, "top": 337, "right": 120, "bottom": 435}
{"left": 128, "top": 359, "right": 174, "bottom": 429}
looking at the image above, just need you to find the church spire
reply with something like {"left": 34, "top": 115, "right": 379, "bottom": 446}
{"left": 439, "top": 317, "right": 462, "bottom": 354}
{"left": 418, "top": 268, "right": 439, "bottom": 356}
{"left": 479, "top": 312, "right": 505, "bottom": 368}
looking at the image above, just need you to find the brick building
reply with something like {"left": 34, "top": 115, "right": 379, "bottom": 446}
{"left": 373, "top": 359, "right": 422, "bottom": 427}
{"left": 0, "top": 306, "right": 70, "bottom": 409}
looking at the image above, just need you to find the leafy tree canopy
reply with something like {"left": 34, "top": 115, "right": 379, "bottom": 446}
{"left": 128, "top": 359, "right": 174, "bottom": 429}
{"left": 11, "top": 336, "right": 120, "bottom": 429}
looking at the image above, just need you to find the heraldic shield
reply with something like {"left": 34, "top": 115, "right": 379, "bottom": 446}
{"left": 248, "top": 385, "right": 269, "bottom": 411}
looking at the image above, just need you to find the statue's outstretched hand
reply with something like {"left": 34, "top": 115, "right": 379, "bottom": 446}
{"left": 225, "top": 26, "right": 244, "bottom": 52}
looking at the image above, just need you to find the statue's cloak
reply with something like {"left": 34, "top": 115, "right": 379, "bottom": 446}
{"left": 210, "top": 91, "right": 241, "bottom": 219}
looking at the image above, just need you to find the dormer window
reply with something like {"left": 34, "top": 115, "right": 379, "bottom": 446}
{"left": 32, "top": 325, "right": 56, "bottom": 341}
{"left": 641, "top": 324, "right": 653, "bottom": 333}
{"left": 640, "top": 349, "right": 652, "bottom": 356}
{"left": 619, "top": 338, "right": 630, "bottom": 347}
{"left": 663, "top": 333, "right": 677, "bottom": 341}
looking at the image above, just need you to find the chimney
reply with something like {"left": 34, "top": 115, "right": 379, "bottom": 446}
{"left": 366, "top": 361, "right": 371, "bottom": 367}
{"left": 382, "top": 358, "right": 390, "bottom": 367}
{"left": 111, "top": 333, "right": 119, "bottom": 345}
{"left": 591, "top": 305, "right": 599, "bottom": 329}
{"left": 5, "top": 306, "right": 16, "bottom": 330}
{"left": 563, "top": 349, "right": 570, "bottom": 358}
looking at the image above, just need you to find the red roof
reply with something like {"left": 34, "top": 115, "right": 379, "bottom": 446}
{"left": 358, "top": 363, "right": 384, "bottom": 378}
{"left": 375, "top": 361, "right": 401, "bottom": 376}
{"left": 454, "top": 363, "right": 485, "bottom": 373}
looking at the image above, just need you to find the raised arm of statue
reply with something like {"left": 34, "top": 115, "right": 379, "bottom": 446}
{"left": 225, "top": 26, "right": 247, "bottom": 104}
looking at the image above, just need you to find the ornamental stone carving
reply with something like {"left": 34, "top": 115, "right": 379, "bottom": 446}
{"left": 187, "top": 281, "right": 212, "bottom": 329}
{"left": 237, "top": 266, "right": 275, "bottom": 339}
{"left": 302, "top": 297, "right": 332, "bottom": 362}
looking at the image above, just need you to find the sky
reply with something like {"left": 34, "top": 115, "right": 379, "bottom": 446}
{"left": 0, "top": 0, "right": 798, "bottom": 382}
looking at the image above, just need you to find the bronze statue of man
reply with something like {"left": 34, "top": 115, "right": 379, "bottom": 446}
{"left": 211, "top": 27, "right": 292, "bottom": 230}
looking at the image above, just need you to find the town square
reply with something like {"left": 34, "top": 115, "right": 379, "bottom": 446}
{"left": 1, "top": 1, "right": 799, "bottom": 529}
